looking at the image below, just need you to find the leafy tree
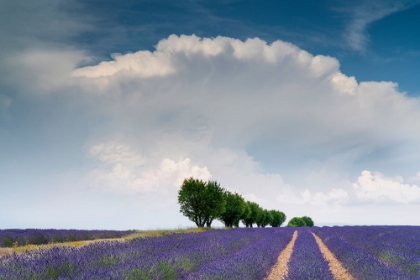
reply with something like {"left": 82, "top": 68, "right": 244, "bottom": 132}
{"left": 238, "top": 202, "right": 251, "bottom": 227}
{"left": 269, "top": 210, "right": 286, "bottom": 227}
{"left": 287, "top": 217, "right": 307, "bottom": 227}
{"left": 203, "top": 180, "right": 226, "bottom": 227}
{"left": 260, "top": 209, "right": 273, "bottom": 228}
{"left": 178, "top": 178, "right": 208, "bottom": 227}
{"left": 219, "top": 191, "right": 246, "bottom": 228}
{"left": 178, "top": 178, "right": 226, "bottom": 228}
{"left": 242, "top": 202, "right": 262, "bottom": 227}
{"left": 301, "top": 216, "right": 314, "bottom": 227}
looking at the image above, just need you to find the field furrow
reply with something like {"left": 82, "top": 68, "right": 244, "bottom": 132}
{"left": 284, "top": 228, "right": 334, "bottom": 280}
{"left": 265, "top": 230, "right": 298, "bottom": 280}
{"left": 313, "top": 227, "right": 418, "bottom": 280}
{"left": 311, "top": 232, "right": 354, "bottom": 280}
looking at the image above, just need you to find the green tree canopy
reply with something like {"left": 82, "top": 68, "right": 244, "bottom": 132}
{"left": 204, "top": 180, "right": 226, "bottom": 227}
{"left": 241, "top": 201, "right": 261, "bottom": 227}
{"left": 287, "top": 217, "right": 307, "bottom": 227}
{"left": 219, "top": 191, "right": 246, "bottom": 228}
{"left": 259, "top": 209, "right": 273, "bottom": 228}
{"left": 301, "top": 216, "right": 314, "bottom": 227}
{"left": 178, "top": 178, "right": 226, "bottom": 228}
{"left": 269, "top": 210, "right": 286, "bottom": 227}
{"left": 238, "top": 202, "right": 251, "bottom": 227}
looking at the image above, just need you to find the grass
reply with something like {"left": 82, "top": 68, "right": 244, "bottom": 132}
{"left": 0, "top": 227, "right": 222, "bottom": 257}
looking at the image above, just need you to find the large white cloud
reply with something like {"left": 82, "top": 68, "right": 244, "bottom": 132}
{"left": 6, "top": 34, "right": 420, "bottom": 226}
{"left": 69, "top": 35, "right": 420, "bottom": 224}
{"left": 353, "top": 170, "right": 420, "bottom": 204}
{"left": 71, "top": 35, "right": 420, "bottom": 161}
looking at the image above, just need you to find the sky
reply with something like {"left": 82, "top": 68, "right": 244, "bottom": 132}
{"left": 1, "top": 0, "right": 420, "bottom": 229}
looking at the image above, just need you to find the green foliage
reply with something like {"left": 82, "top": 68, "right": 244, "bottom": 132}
{"left": 301, "top": 216, "right": 314, "bottom": 227}
{"left": 178, "top": 177, "right": 288, "bottom": 229}
{"left": 287, "top": 217, "right": 307, "bottom": 227}
{"left": 269, "top": 210, "right": 286, "bottom": 227}
{"left": 178, "top": 178, "right": 226, "bottom": 228}
{"left": 219, "top": 191, "right": 246, "bottom": 228}
{"left": 178, "top": 178, "right": 208, "bottom": 227}
{"left": 3, "top": 237, "right": 13, "bottom": 247}
{"left": 204, "top": 181, "right": 226, "bottom": 227}
{"left": 238, "top": 202, "right": 251, "bottom": 227}
{"left": 241, "top": 201, "right": 262, "bottom": 227}
{"left": 259, "top": 209, "right": 273, "bottom": 227}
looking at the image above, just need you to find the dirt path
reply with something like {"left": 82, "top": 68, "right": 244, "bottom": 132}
{"left": 311, "top": 232, "right": 355, "bottom": 280}
{"left": 265, "top": 230, "right": 298, "bottom": 280}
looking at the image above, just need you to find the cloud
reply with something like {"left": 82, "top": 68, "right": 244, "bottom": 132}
{"left": 89, "top": 142, "right": 147, "bottom": 166}
{"left": 4, "top": 49, "right": 88, "bottom": 94}
{"left": 72, "top": 35, "right": 420, "bottom": 165}
{"left": 73, "top": 52, "right": 175, "bottom": 79}
{"left": 4, "top": 33, "right": 420, "bottom": 226}
{"left": 87, "top": 141, "right": 211, "bottom": 192}
{"left": 344, "top": 0, "right": 420, "bottom": 51}
{"left": 277, "top": 188, "right": 349, "bottom": 206}
{"left": 353, "top": 170, "right": 420, "bottom": 204}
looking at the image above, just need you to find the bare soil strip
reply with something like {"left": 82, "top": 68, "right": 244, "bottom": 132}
{"left": 265, "top": 230, "right": 298, "bottom": 280}
{"left": 311, "top": 232, "right": 355, "bottom": 280}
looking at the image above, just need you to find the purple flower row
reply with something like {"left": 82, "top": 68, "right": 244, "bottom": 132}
{"left": 0, "top": 228, "right": 291, "bottom": 279}
{"left": 312, "top": 226, "right": 419, "bottom": 280}
{"left": 318, "top": 226, "right": 420, "bottom": 277}
{"left": 285, "top": 228, "right": 334, "bottom": 280}
{"left": 186, "top": 227, "right": 295, "bottom": 279}
{"left": 0, "top": 229, "right": 136, "bottom": 247}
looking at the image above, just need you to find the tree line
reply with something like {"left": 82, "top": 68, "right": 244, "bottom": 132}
{"left": 178, "top": 177, "right": 286, "bottom": 228}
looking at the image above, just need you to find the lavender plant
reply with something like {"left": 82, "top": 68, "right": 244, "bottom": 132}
{"left": 285, "top": 228, "right": 333, "bottom": 280}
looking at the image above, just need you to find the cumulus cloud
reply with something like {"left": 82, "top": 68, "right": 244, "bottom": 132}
{"left": 87, "top": 141, "right": 211, "bottom": 192}
{"left": 6, "top": 33, "right": 420, "bottom": 225}
{"left": 71, "top": 35, "right": 420, "bottom": 164}
{"left": 353, "top": 170, "right": 420, "bottom": 204}
{"left": 277, "top": 188, "right": 349, "bottom": 206}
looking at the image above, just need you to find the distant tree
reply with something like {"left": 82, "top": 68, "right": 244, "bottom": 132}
{"left": 238, "top": 202, "right": 251, "bottom": 227}
{"left": 203, "top": 181, "right": 226, "bottom": 228}
{"left": 301, "top": 216, "right": 314, "bottom": 227}
{"left": 178, "top": 178, "right": 226, "bottom": 228}
{"left": 242, "top": 202, "right": 262, "bottom": 227}
{"left": 287, "top": 217, "right": 307, "bottom": 227}
{"left": 269, "top": 210, "right": 286, "bottom": 227}
{"left": 219, "top": 191, "right": 246, "bottom": 228}
{"left": 260, "top": 209, "right": 273, "bottom": 228}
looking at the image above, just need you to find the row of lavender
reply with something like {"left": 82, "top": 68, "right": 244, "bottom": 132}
{"left": 0, "top": 228, "right": 294, "bottom": 279}
{"left": 0, "top": 229, "right": 136, "bottom": 247}
{"left": 313, "top": 226, "right": 420, "bottom": 279}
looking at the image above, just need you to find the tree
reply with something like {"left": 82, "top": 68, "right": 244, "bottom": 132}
{"left": 269, "top": 210, "right": 286, "bottom": 227}
{"left": 260, "top": 209, "right": 273, "bottom": 228}
{"left": 238, "top": 202, "right": 251, "bottom": 227}
{"left": 203, "top": 181, "right": 226, "bottom": 227}
{"left": 301, "top": 216, "right": 314, "bottom": 227}
{"left": 178, "top": 178, "right": 226, "bottom": 228}
{"left": 219, "top": 191, "right": 246, "bottom": 228}
{"left": 178, "top": 178, "right": 208, "bottom": 227}
{"left": 287, "top": 217, "right": 307, "bottom": 227}
{"left": 242, "top": 202, "right": 262, "bottom": 227}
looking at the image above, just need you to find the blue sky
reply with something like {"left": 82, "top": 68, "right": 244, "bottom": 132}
{"left": 1, "top": 0, "right": 420, "bottom": 229}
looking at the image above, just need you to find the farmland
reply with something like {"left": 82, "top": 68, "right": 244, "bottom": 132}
{"left": 1, "top": 226, "right": 420, "bottom": 279}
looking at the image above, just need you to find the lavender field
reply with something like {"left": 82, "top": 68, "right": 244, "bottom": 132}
{"left": 0, "top": 229, "right": 136, "bottom": 247}
{"left": 1, "top": 226, "right": 420, "bottom": 279}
